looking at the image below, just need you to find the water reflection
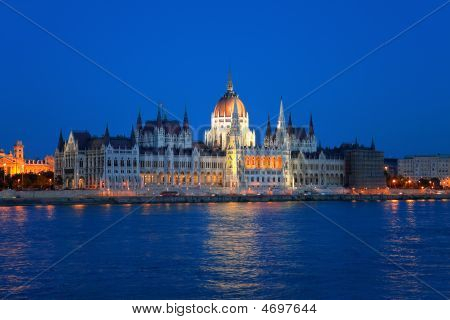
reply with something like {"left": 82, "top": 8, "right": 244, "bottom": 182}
{"left": 46, "top": 205, "right": 55, "bottom": 219}
{"left": 0, "top": 201, "right": 449, "bottom": 299}
{"left": 0, "top": 207, "right": 32, "bottom": 298}
{"left": 405, "top": 200, "right": 416, "bottom": 227}
{"left": 201, "top": 203, "right": 263, "bottom": 297}
{"left": 384, "top": 200, "right": 400, "bottom": 214}
{"left": 0, "top": 206, "right": 28, "bottom": 225}
{"left": 72, "top": 204, "right": 86, "bottom": 214}
{"left": 200, "top": 202, "right": 301, "bottom": 298}
{"left": 382, "top": 200, "right": 422, "bottom": 298}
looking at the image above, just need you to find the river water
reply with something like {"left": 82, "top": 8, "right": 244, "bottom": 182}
{"left": 1, "top": 200, "right": 449, "bottom": 299}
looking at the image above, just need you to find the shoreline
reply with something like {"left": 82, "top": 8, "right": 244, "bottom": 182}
{"left": 1, "top": 192, "right": 449, "bottom": 206}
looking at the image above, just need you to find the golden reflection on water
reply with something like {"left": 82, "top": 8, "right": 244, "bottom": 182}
{"left": 200, "top": 202, "right": 295, "bottom": 296}
{"left": 0, "top": 206, "right": 28, "bottom": 225}
{"left": 405, "top": 200, "right": 417, "bottom": 227}
{"left": 384, "top": 200, "right": 399, "bottom": 214}
{"left": 72, "top": 204, "right": 86, "bottom": 214}
{"left": 101, "top": 203, "right": 112, "bottom": 213}
{"left": 201, "top": 203, "right": 261, "bottom": 293}
{"left": 46, "top": 205, "right": 55, "bottom": 219}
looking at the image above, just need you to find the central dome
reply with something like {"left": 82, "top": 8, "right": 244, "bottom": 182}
{"left": 213, "top": 95, "right": 246, "bottom": 118}
{"left": 213, "top": 74, "right": 247, "bottom": 118}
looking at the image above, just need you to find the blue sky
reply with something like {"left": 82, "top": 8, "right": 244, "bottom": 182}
{"left": 0, "top": 0, "right": 449, "bottom": 158}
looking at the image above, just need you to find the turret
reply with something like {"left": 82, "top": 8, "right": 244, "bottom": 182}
{"left": 230, "top": 96, "right": 240, "bottom": 135}
{"left": 287, "top": 112, "right": 293, "bottom": 135}
{"left": 157, "top": 104, "right": 162, "bottom": 127}
{"left": 57, "top": 129, "right": 65, "bottom": 152}
{"left": 130, "top": 125, "right": 136, "bottom": 145}
{"left": 276, "top": 97, "right": 286, "bottom": 144}
{"left": 371, "top": 137, "right": 376, "bottom": 150}
{"left": 309, "top": 113, "right": 315, "bottom": 137}
{"left": 225, "top": 96, "right": 243, "bottom": 189}
{"left": 226, "top": 96, "right": 241, "bottom": 149}
{"left": 103, "top": 124, "right": 110, "bottom": 145}
{"left": 136, "top": 110, "right": 142, "bottom": 130}
{"left": 183, "top": 106, "right": 189, "bottom": 130}
{"left": 13, "top": 141, "right": 24, "bottom": 160}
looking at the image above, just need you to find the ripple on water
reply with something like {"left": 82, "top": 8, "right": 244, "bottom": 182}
{"left": 0, "top": 201, "right": 449, "bottom": 299}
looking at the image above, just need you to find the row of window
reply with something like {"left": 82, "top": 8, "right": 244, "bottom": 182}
{"left": 107, "top": 169, "right": 138, "bottom": 174}
{"left": 292, "top": 163, "right": 344, "bottom": 171}
{"left": 106, "top": 159, "right": 137, "bottom": 167}
{"left": 244, "top": 170, "right": 282, "bottom": 175}
{"left": 137, "top": 160, "right": 224, "bottom": 170}
{"left": 247, "top": 176, "right": 283, "bottom": 183}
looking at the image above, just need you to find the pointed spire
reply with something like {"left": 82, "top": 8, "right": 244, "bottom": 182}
{"left": 157, "top": 104, "right": 162, "bottom": 127}
{"left": 265, "top": 113, "right": 272, "bottom": 138}
{"left": 183, "top": 105, "right": 189, "bottom": 130}
{"left": 354, "top": 137, "right": 359, "bottom": 149}
{"left": 136, "top": 110, "right": 142, "bottom": 130}
{"left": 227, "top": 67, "right": 233, "bottom": 92}
{"left": 130, "top": 125, "right": 136, "bottom": 144}
{"left": 104, "top": 124, "right": 110, "bottom": 145}
{"left": 309, "top": 113, "right": 314, "bottom": 137}
{"left": 276, "top": 97, "right": 286, "bottom": 145}
{"left": 277, "top": 97, "right": 286, "bottom": 130}
{"left": 230, "top": 96, "right": 240, "bottom": 134}
{"left": 371, "top": 137, "right": 376, "bottom": 150}
{"left": 287, "top": 112, "right": 293, "bottom": 135}
{"left": 57, "top": 129, "right": 65, "bottom": 152}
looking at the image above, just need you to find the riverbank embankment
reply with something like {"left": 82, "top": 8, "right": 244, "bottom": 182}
{"left": 0, "top": 190, "right": 449, "bottom": 206}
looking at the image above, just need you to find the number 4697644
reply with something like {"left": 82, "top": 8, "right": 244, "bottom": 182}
{"left": 262, "top": 304, "right": 316, "bottom": 313}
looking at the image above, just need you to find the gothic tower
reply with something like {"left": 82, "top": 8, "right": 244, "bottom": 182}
{"left": 275, "top": 97, "right": 287, "bottom": 146}
{"left": 226, "top": 97, "right": 243, "bottom": 189}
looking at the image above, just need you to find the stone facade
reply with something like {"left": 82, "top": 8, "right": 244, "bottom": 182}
{"left": 55, "top": 74, "right": 346, "bottom": 191}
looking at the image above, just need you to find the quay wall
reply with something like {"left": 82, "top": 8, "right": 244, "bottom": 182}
{"left": 0, "top": 190, "right": 449, "bottom": 206}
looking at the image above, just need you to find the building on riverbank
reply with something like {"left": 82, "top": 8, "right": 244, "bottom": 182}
{"left": 398, "top": 155, "right": 450, "bottom": 181}
{"left": 0, "top": 141, "right": 54, "bottom": 175}
{"left": 343, "top": 143, "right": 385, "bottom": 188}
{"left": 55, "top": 73, "right": 355, "bottom": 191}
{"left": 319, "top": 140, "right": 386, "bottom": 189}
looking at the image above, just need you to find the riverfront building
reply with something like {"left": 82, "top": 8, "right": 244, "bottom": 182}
{"left": 0, "top": 141, "right": 54, "bottom": 175}
{"left": 55, "top": 74, "right": 349, "bottom": 191}
{"left": 343, "top": 144, "right": 385, "bottom": 188}
{"left": 398, "top": 155, "right": 450, "bottom": 181}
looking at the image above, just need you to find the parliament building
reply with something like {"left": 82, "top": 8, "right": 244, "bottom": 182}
{"left": 54, "top": 74, "right": 346, "bottom": 191}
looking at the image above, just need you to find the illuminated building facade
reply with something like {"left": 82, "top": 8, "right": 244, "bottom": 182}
{"left": 55, "top": 73, "right": 346, "bottom": 191}
{"left": 204, "top": 73, "right": 256, "bottom": 150}
{"left": 54, "top": 128, "right": 140, "bottom": 189}
{"left": 0, "top": 141, "right": 54, "bottom": 175}
{"left": 398, "top": 155, "right": 450, "bottom": 181}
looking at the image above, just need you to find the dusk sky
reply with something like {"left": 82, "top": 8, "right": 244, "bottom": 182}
{"left": 1, "top": 0, "right": 449, "bottom": 158}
